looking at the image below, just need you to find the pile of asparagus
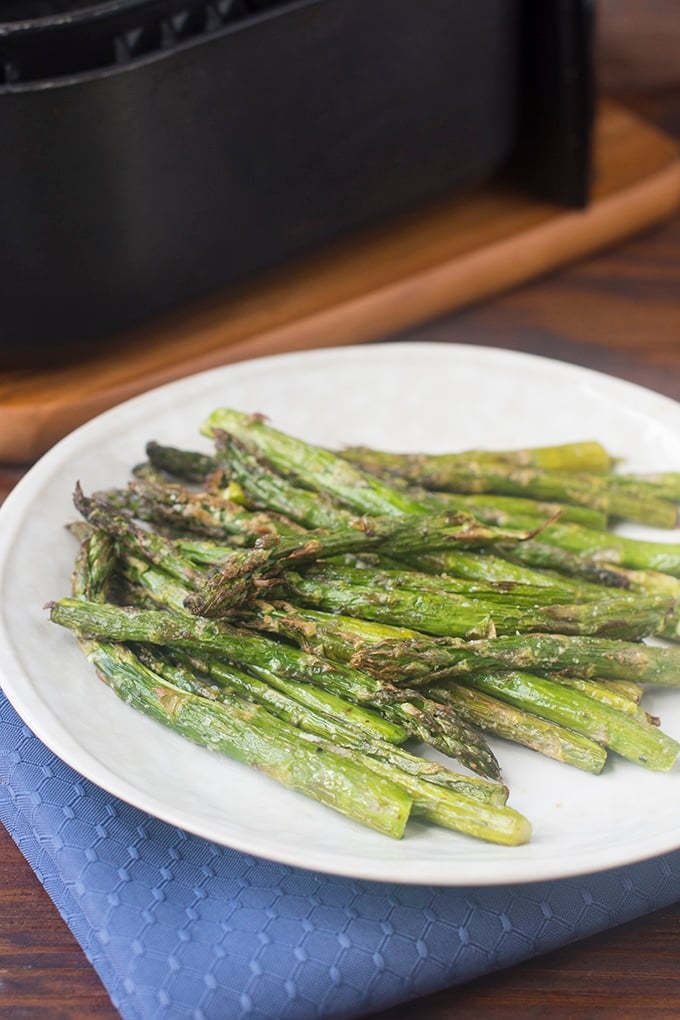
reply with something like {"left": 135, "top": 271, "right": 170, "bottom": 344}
{"left": 47, "top": 408, "right": 680, "bottom": 845}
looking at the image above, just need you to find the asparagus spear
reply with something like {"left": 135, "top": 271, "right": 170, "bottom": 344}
{"left": 74, "top": 484, "right": 203, "bottom": 588}
{"left": 56, "top": 418, "right": 680, "bottom": 845}
{"left": 318, "top": 743, "right": 530, "bottom": 845}
{"left": 183, "top": 510, "right": 538, "bottom": 620}
{"left": 88, "top": 552, "right": 524, "bottom": 842}
{"left": 114, "top": 553, "right": 410, "bottom": 747}
{"left": 135, "top": 648, "right": 529, "bottom": 844}
{"left": 77, "top": 486, "right": 276, "bottom": 615}
{"left": 428, "top": 683, "right": 607, "bottom": 773}
{"left": 214, "top": 434, "right": 561, "bottom": 561}
{"left": 142, "top": 650, "right": 529, "bottom": 843}
{"left": 607, "top": 471, "right": 680, "bottom": 502}
{"left": 339, "top": 450, "right": 677, "bottom": 527}
{"left": 116, "top": 528, "right": 530, "bottom": 782}
{"left": 66, "top": 537, "right": 624, "bottom": 779}
{"left": 351, "top": 631, "right": 680, "bottom": 688}
{"left": 104, "top": 475, "right": 303, "bottom": 543}
{"left": 598, "top": 678, "right": 645, "bottom": 704}
{"left": 402, "top": 540, "right": 680, "bottom": 638}
{"left": 136, "top": 645, "right": 508, "bottom": 805}
{"left": 238, "top": 602, "right": 650, "bottom": 774}
{"left": 458, "top": 671, "right": 680, "bottom": 771}
{"left": 279, "top": 566, "right": 672, "bottom": 640}
{"left": 243, "top": 601, "right": 421, "bottom": 662}
{"left": 197, "top": 416, "right": 680, "bottom": 565}
{"left": 301, "top": 561, "right": 592, "bottom": 609}
{"left": 48, "top": 598, "right": 501, "bottom": 777}
{"left": 241, "top": 601, "right": 680, "bottom": 697}
{"left": 213, "top": 431, "right": 352, "bottom": 530}
{"left": 201, "top": 409, "right": 428, "bottom": 516}
{"left": 479, "top": 540, "right": 680, "bottom": 641}
{"left": 342, "top": 440, "right": 618, "bottom": 475}
{"left": 545, "top": 674, "right": 658, "bottom": 726}
{"left": 497, "top": 521, "right": 680, "bottom": 577}
{"left": 71, "top": 527, "right": 118, "bottom": 602}
{"left": 410, "top": 546, "right": 633, "bottom": 594}
{"left": 144, "top": 441, "right": 218, "bottom": 483}
{"left": 89, "top": 641, "right": 413, "bottom": 838}
{"left": 417, "top": 489, "right": 608, "bottom": 531}
{"left": 109, "top": 505, "right": 672, "bottom": 714}
{"left": 245, "top": 600, "right": 675, "bottom": 766}
{"left": 408, "top": 547, "right": 664, "bottom": 633}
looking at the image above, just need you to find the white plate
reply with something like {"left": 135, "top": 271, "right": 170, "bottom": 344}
{"left": 2, "top": 342, "right": 680, "bottom": 886}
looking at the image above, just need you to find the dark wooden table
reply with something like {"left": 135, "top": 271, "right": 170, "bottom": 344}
{"left": 2, "top": 4, "right": 680, "bottom": 1016}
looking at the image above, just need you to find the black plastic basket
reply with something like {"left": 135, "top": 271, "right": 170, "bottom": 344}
{"left": 0, "top": 0, "right": 593, "bottom": 362}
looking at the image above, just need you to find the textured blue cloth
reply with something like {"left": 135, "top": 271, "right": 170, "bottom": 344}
{"left": 2, "top": 686, "right": 680, "bottom": 1020}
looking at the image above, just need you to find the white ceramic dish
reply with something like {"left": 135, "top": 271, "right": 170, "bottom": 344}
{"left": 1, "top": 342, "right": 680, "bottom": 886}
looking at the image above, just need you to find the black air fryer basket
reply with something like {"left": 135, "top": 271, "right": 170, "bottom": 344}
{"left": 0, "top": 0, "right": 594, "bottom": 360}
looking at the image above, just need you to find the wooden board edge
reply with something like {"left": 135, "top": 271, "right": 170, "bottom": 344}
{"left": 2, "top": 140, "right": 679, "bottom": 465}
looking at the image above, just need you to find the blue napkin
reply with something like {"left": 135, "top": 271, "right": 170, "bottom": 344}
{"left": 2, "top": 686, "right": 680, "bottom": 1020}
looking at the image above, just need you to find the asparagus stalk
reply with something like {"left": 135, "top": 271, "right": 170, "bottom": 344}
{"left": 302, "top": 561, "right": 592, "bottom": 609}
{"left": 70, "top": 534, "right": 420, "bottom": 836}
{"left": 137, "top": 645, "right": 508, "bottom": 805}
{"left": 70, "top": 531, "right": 417, "bottom": 839}
{"left": 351, "top": 631, "right": 680, "bottom": 688}
{"left": 74, "top": 484, "right": 203, "bottom": 588}
{"left": 458, "top": 671, "right": 680, "bottom": 771}
{"left": 48, "top": 598, "right": 501, "bottom": 777}
{"left": 69, "top": 564, "right": 409, "bottom": 723}
{"left": 318, "top": 743, "right": 530, "bottom": 845}
{"left": 342, "top": 440, "right": 618, "bottom": 475}
{"left": 213, "top": 432, "right": 352, "bottom": 530}
{"left": 239, "top": 602, "right": 644, "bottom": 775}
{"left": 244, "top": 601, "right": 420, "bottom": 659}
{"left": 607, "top": 471, "right": 680, "bottom": 502}
{"left": 144, "top": 441, "right": 218, "bottom": 483}
{"left": 245, "top": 601, "right": 674, "bottom": 768}
{"left": 78, "top": 486, "right": 275, "bottom": 615}
{"left": 71, "top": 527, "right": 118, "bottom": 602}
{"left": 118, "top": 533, "right": 533, "bottom": 783}
{"left": 148, "top": 438, "right": 676, "bottom": 620}
{"left": 497, "top": 521, "right": 680, "bottom": 577}
{"left": 135, "top": 647, "right": 528, "bottom": 844}
{"left": 201, "top": 409, "right": 428, "bottom": 516}
{"left": 417, "top": 489, "right": 608, "bottom": 531}
{"left": 544, "top": 673, "right": 658, "bottom": 726}
{"left": 410, "top": 546, "right": 634, "bottom": 595}
{"left": 183, "top": 510, "right": 538, "bottom": 620}
{"left": 144, "top": 653, "right": 529, "bottom": 844}
{"left": 279, "top": 569, "right": 495, "bottom": 639}
{"left": 87, "top": 641, "right": 413, "bottom": 838}
{"left": 279, "top": 566, "right": 672, "bottom": 640}
{"left": 242, "top": 601, "right": 680, "bottom": 696}
{"left": 340, "top": 450, "right": 677, "bottom": 527}
{"left": 428, "top": 683, "right": 608, "bottom": 773}
{"left": 212, "top": 435, "right": 561, "bottom": 568}
{"left": 114, "top": 554, "right": 410, "bottom": 747}
{"left": 598, "top": 678, "right": 645, "bottom": 704}
{"left": 439, "top": 546, "right": 679, "bottom": 604}
{"left": 104, "top": 475, "right": 303, "bottom": 543}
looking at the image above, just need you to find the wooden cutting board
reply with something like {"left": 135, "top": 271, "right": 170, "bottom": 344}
{"left": 2, "top": 100, "right": 679, "bottom": 464}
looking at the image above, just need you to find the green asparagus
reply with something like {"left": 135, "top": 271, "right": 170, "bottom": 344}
{"left": 47, "top": 412, "right": 680, "bottom": 848}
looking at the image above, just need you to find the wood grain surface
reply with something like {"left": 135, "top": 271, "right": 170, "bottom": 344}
{"left": 2, "top": 3, "right": 680, "bottom": 1017}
